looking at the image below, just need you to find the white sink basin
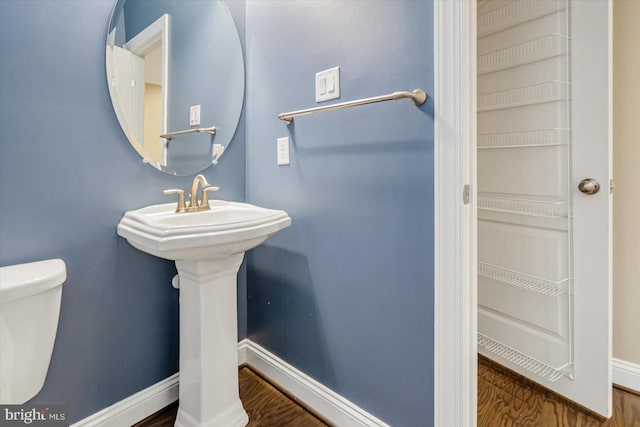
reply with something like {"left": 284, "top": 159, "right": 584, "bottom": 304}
{"left": 117, "top": 199, "right": 290, "bottom": 427}
{"left": 117, "top": 200, "right": 291, "bottom": 261}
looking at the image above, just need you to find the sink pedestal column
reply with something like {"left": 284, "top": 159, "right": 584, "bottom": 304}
{"left": 174, "top": 254, "right": 248, "bottom": 427}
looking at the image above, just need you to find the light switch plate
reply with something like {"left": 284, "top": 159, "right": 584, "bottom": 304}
{"left": 315, "top": 67, "right": 340, "bottom": 102}
{"left": 190, "top": 105, "right": 201, "bottom": 126}
{"left": 277, "top": 137, "right": 290, "bottom": 166}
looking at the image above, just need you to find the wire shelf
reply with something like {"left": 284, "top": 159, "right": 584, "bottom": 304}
{"left": 478, "top": 334, "right": 570, "bottom": 382}
{"left": 478, "top": 195, "right": 568, "bottom": 219}
{"left": 478, "top": 0, "right": 566, "bottom": 38}
{"left": 478, "top": 81, "right": 569, "bottom": 112}
{"left": 479, "top": 262, "right": 569, "bottom": 297}
{"left": 478, "top": 128, "right": 569, "bottom": 149}
{"left": 478, "top": 33, "right": 568, "bottom": 75}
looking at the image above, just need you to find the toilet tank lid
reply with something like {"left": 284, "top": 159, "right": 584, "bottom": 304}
{"left": 0, "top": 259, "right": 66, "bottom": 304}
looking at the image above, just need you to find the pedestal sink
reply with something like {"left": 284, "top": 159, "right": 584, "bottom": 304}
{"left": 117, "top": 199, "right": 291, "bottom": 427}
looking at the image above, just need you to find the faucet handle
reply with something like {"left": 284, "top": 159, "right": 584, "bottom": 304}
{"left": 163, "top": 189, "right": 187, "bottom": 212}
{"left": 200, "top": 186, "right": 220, "bottom": 208}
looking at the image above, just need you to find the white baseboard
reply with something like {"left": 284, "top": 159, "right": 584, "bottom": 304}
{"left": 612, "top": 358, "right": 640, "bottom": 393}
{"left": 238, "top": 339, "right": 390, "bottom": 427}
{"left": 73, "top": 339, "right": 388, "bottom": 427}
{"left": 71, "top": 373, "right": 179, "bottom": 427}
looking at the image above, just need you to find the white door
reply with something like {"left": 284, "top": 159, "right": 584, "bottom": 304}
{"left": 107, "top": 45, "right": 145, "bottom": 147}
{"left": 476, "top": 0, "right": 612, "bottom": 417}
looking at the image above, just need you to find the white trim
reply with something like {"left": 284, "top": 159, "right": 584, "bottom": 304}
{"left": 433, "top": 0, "right": 477, "bottom": 426}
{"left": 612, "top": 358, "right": 640, "bottom": 393}
{"left": 239, "top": 339, "right": 390, "bottom": 427}
{"left": 70, "top": 373, "right": 179, "bottom": 427}
{"left": 238, "top": 339, "right": 249, "bottom": 365}
{"left": 73, "top": 340, "right": 387, "bottom": 427}
{"left": 123, "top": 14, "right": 167, "bottom": 58}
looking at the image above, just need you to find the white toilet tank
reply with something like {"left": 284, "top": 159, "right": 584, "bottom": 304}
{"left": 0, "top": 259, "right": 66, "bottom": 404}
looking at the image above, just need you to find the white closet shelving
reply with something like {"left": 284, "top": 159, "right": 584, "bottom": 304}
{"left": 477, "top": 0, "right": 574, "bottom": 381}
{"left": 478, "top": 128, "right": 569, "bottom": 149}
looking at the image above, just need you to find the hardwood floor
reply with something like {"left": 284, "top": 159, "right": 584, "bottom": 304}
{"left": 478, "top": 356, "right": 640, "bottom": 427}
{"left": 133, "top": 367, "right": 329, "bottom": 427}
{"left": 135, "top": 358, "right": 640, "bottom": 426}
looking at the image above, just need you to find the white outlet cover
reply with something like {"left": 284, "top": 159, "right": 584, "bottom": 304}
{"left": 316, "top": 67, "right": 340, "bottom": 103}
{"left": 190, "top": 105, "right": 201, "bottom": 126}
{"left": 277, "top": 137, "right": 290, "bottom": 166}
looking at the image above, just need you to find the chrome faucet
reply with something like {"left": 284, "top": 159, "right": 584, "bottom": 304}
{"left": 163, "top": 174, "right": 219, "bottom": 213}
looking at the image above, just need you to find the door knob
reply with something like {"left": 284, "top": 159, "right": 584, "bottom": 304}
{"left": 578, "top": 178, "right": 600, "bottom": 195}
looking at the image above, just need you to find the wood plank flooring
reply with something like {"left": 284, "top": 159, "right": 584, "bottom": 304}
{"left": 133, "top": 367, "right": 329, "bottom": 427}
{"left": 479, "top": 356, "right": 640, "bottom": 427}
{"left": 135, "top": 358, "right": 640, "bottom": 426}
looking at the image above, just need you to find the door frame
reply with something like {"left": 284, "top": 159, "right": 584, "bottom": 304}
{"left": 433, "top": 0, "right": 477, "bottom": 426}
{"left": 434, "top": 1, "right": 614, "bottom": 425}
{"left": 123, "top": 14, "right": 170, "bottom": 167}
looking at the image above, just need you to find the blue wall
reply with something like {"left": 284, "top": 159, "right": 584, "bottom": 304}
{"left": 244, "top": 2, "right": 434, "bottom": 426}
{"left": 0, "top": 0, "right": 246, "bottom": 423}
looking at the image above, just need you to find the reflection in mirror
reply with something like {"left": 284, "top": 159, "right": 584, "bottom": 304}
{"left": 106, "top": 0, "right": 244, "bottom": 176}
{"left": 108, "top": 14, "right": 168, "bottom": 167}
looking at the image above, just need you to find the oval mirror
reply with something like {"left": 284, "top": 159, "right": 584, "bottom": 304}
{"left": 106, "top": 0, "right": 244, "bottom": 176}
